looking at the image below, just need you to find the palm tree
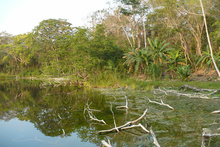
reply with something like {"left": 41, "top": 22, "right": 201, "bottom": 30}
{"left": 196, "top": 46, "right": 220, "bottom": 69}
{"left": 147, "top": 37, "right": 173, "bottom": 65}
{"left": 123, "top": 48, "right": 150, "bottom": 74}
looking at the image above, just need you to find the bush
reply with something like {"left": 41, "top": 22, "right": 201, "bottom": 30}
{"left": 177, "top": 65, "right": 191, "bottom": 81}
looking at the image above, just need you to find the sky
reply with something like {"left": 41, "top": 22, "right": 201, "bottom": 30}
{"left": 0, "top": 0, "right": 111, "bottom": 35}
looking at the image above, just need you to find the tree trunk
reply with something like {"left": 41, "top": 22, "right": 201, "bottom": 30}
{"left": 199, "top": 0, "right": 220, "bottom": 77}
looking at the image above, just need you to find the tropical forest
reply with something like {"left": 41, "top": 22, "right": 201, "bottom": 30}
{"left": 0, "top": 0, "right": 220, "bottom": 147}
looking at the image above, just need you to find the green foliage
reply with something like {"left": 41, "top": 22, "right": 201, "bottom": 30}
{"left": 147, "top": 37, "right": 173, "bottom": 65}
{"left": 196, "top": 46, "right": 220, "bottom": 69}
{"left": 177, "top": 65, "right": 191, "bottom": 81}
{"left": 123, "top": 48, "right": 150, "bottom": 73}
{"left": 0, "top": 0, "right": 220, "bottom": 83}
{"left": 149, "top": 63, "right": 162, "bottom": 80}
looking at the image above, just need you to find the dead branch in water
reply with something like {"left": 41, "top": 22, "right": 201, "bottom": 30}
{"left": 180, "top": 84, "right": 218, "bottom": 92}
{"left": 116, "top": 87, "right": 129, "bottom": 109}
{"left": 150, "top": 127, "right": 161, "bottom": 147}
{"left": 158, "top": 87, "right": 219, "bottom": 99}
{"left": 101, "top": 139, "right": 112, "bottom": 147}
{"left": 110, "top": 102, "right": 119, "bottom": 132}
{"left": 147, "top": 97, "right": 174, "bottom": 110}
{"left": 98, "top": 108, "right": 149, "bottom": 134}
{"left": 84, "top": 102, "right": 106, "bottom": 125}
{"left": 211, "top": 110, "right": 220, "bottom": 114}
{"left": 201, "top": 128, "right": 220, "bottom": 147}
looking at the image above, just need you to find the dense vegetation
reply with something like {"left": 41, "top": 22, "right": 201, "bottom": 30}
{"left": 0, "top": 0, "right": 219, "bottom": 84}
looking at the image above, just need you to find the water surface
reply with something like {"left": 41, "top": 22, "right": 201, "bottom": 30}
{"left": 0, "top": 80, "right": 219, "bottom": 146}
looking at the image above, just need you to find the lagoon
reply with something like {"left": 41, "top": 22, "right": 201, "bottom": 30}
{"left": 0, "top": 80, "right": 219, "bottom": 146}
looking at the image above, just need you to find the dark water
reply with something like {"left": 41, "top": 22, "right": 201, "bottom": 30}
{"left": 0, "top": 80, "right": 219, "bottom": 147}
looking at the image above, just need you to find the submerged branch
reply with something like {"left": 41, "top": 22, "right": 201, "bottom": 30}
{"left": 84, "top": 103, "right": 106, "bottom": 125}
{"left": 211, "top": 110, "right": 220, "bottom": 114}
{"left": 116, "top": 87, "right": 129, "bottom": 109}
{"left": 101, "top": 140, "right": 112, "bottom": 147}
{"left": 98, "top": 108, "right": 148, "bottom": 134}
{"left": 159, "top": 87, "right": 219, "bottom": 99}
{"left": 148, "top": 97, "right": 174, "bottom": 110}
{"left": 120, "top": 123, "right": 150, "bottom": 133}
{"left": 150, "top": 127, "right": 161, "bottom": 147}
{"left": 201, "top": 128, "right": 220, "bottom": 147}
{"left": 180, "top": 84, "right": 217, "bottom": 92}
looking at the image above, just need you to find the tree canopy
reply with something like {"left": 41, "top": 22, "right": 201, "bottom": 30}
{"left": 0, "top": 0, "right": 219, "bottom": 80}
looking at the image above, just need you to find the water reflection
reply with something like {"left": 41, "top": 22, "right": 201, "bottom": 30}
{"left": 0, "top": 80, "right": 219, "bottom": 147}
{"left": 0, "top": 80, "right": 108, "bottom": 146}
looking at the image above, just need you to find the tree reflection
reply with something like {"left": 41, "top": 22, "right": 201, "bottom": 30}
{"left": 0, "top": 80, "right": 108, "bottom": 144}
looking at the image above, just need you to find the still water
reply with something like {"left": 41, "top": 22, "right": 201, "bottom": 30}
{"left": 0, "top": 80, "right": 219, "bottom": 147}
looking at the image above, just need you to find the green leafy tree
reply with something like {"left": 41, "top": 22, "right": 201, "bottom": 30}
{"left": 89, "top": 24, "right": 123, "bottom": 70}
{"left": 32, "top": 19, "right": 73, "bottom": 75}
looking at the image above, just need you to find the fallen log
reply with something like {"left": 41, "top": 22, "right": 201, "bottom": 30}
{"left": 180, "top": 84, "right": 217, "bottom": 92}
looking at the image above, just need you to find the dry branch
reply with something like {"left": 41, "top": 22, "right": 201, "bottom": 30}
{"left": 201, "top": 128, "right": 220, "bottom": 147}
{"left": 98, "top": 108, "right": 148, "bottom": 134}
{"left": 120, "top": 123, "right": 150, "bottom": 133}
{"left": 159, "top": 87, "right": 219, "bottom": 99}
{"left": 101, "top": 140, "right": 112, "bottom": 147}
{"left": 150, "top": 127, "right": 161, "bottom": 147}
{"left": 110, "top": 102, "right": 119, "bottom": 132}
{"left": 180, "top": 84, "right": 216, "bottom": 92}
{"left": 116, "top": 87, "right": 129, "bottom": 109}
{"left": 211, "top": 110, "right": 220, "bottom": 114}
{"left": 148, "top": 98, "right": 174, "bottom": 110}
{"left": 84, "top": 103, "right": 106, "bottom": 125}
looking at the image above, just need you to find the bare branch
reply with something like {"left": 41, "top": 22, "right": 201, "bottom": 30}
{"left": 159, "top": 87, "right": 219, "bottom": 99}
{"left": 180, "top": 85, "right": 217, "bottom": 92}
{"left": 98, "top": 108, "right": 148, "bottom": 134}
{"left": 211, "top": 110, "right": 220, "bottom": 114}
{"left": 116, "top": 87, "right": 129, "bottom": 109}
{"left": 84, "top": 103, "right": 106, "bottom": 125}
{"left": 110, "top": 102, "right": 119, "bottom": 132}
{"left": 121, "top": 123, "right": 149, "bottom": 133}
{"left": 148, "top": 98, "right": 174, "bottom": 110}
{"left": 201, "top": 128, "right": 220, "bottom": 147}
{"left": 101, "top": 140, "right": 112, "bottom": 147}
{"left": 150, "top": 127, "right": 161, "bottom": 147}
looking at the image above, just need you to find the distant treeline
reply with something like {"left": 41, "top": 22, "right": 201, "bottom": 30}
{"left": 0, "top": 0, "right": 219, "bottom": 80}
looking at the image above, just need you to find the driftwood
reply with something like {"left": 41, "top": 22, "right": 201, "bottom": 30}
{"left": 150, "top": 127, "right": 161, "bottom": 147}
{"left": 101, "top": 140, "right": 112, "bottom": 147}
{"left": 211, "top": 110, "right": 220, "bottom": 114}
{"left": 116, "top": 87, "right": 129, "bottom": 109}
{"left": 84, "top": 103, "right": 106, "bottom": 124}
{"left": 98, "top": 108, "right": 149, "bottom": 134}
{"left": 180, "top": 84, "right": 218, "bottom": 92}
{"left": 201, "top": 128, "right": 220, "bottom": 147}
{"left": 159, "top": 87, "right": 219, "bottom": 99}
{"left": 148, "top": 97, "right": 174, "bottom": 110}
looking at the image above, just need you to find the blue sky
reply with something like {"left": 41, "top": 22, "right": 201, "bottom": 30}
{"left": 0, "top": 0, "right": 110, "bottom": 35}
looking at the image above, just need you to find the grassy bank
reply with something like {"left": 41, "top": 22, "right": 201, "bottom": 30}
{"left": 1, "top": 72, "right": 220, "bottom": 90}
